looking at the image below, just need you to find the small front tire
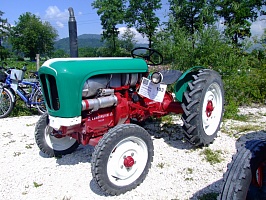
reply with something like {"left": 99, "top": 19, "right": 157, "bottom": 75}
{"left": 91, "top": 124, "right": 154, "bottom": 195}
{"left": 35, "top": 113, "right": 79, "bottom": 157}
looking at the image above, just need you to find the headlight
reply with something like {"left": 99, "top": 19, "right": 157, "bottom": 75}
{"left": 151, "top": 72, "right": 163, "bottom": 84}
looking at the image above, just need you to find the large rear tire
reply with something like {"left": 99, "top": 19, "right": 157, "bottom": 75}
{"left": 219, "top": 139, "right": 266, "bottom": 200}
{"left": 0, "top": 87, "right": 14, "bottom": 118}
{"left": 35, "top": 113, "right": 79, "bottom": 157}
{"left": 91, "top": 124, "right": 154, "bottom": 195}
{"left": 181, "top": 69, "right": 224, "bottom": 146}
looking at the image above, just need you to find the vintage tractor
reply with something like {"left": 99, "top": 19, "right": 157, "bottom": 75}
{"left": 35, "top": 47, "right": 224, "bottom": 195}
{"left": 219, "top": 138, "right": 266, "bottom": 199}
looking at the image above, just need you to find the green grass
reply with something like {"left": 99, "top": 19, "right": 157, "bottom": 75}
{"left": 8, "top": 94, "right": 39, "bottom": 118}
{"left": 160, "top": 115, "right": 174, "bottom": 124}
{"left": 221, "top": 123, "right": 264, "bottom": 138}
{"left": 25, "top": 143, "right": 34, "bottom": 149}
{"left": 187, "top": 167, "right": 193, "bottom": 174}
{"left": 33, "top": 181, "right": 43, "bottom": 188}
{"left": 156, "top": 162, "right": 165, "bottom": 168}
{"left": 13, "top": 152, "right": 22, "bottom": 157}
{"left": 197, "top": 192, "right": 219, "bottom": 200}
{"left": 234, "top": 124, "right": 263, "bottom": 133}
{"left": 201, "top": 148, "right": 224, "bottom": 165}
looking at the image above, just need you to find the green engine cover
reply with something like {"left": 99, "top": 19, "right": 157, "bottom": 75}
{"left": 39, "top": 57, "right": 148, "bottom": 118}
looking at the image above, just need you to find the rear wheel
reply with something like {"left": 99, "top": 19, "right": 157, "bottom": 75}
{"left": 219, "top": 139, "right": 266, "bottom": 200}
{"left": 181, "top": 69, "right": 224, "bottom": 146}
{"left": 91, "top": 124, "right": 154, "bottom": 195}
{"left": 0, "top": 87, "right": 14, "bottom": 118}
{"left": 35, "top": 112, "right": 79, "bottom": 157}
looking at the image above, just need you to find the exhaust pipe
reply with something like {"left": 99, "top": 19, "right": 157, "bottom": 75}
{"left": 81, "top": 96, "right": 118, "bottom": 112}
{"left": 68, "top": 7, "right": 78, "bottom": 57}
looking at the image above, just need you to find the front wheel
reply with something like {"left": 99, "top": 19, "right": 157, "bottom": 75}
{"left": 181, "top": 69, "right": 224, "bottom": 146}
{"left": 35, "top": 113, "right": 79, "bottom": 157}
{"left": 219, "top": 139, "right": 266, "bottom": 200}
{"left": 91, "top": 124, "right": 154, "bottom": 195}
{"left": 0, "top": 87, "right": 14, "bottom": 118}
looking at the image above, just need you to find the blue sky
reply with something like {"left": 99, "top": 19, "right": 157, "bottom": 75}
{"left": 1, "top": 0, "right": 266, "bottom": 43}
{"left": 1, "top": 0, "right": 170, "bottom": 43}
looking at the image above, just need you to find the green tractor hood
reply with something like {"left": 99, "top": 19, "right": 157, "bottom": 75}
{"left": 39, "top": 57, "right": 148, "bottom": 118}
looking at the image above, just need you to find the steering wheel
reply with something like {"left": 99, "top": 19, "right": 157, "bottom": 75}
{"left": 131, "top": 47, "right": 163, "bottom": 66}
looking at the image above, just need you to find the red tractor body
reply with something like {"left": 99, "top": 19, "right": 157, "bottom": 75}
{"left": 56, "top": 86, "right": 183, "bottom": 147}
{"left": 35, "top": 48, "right": 224, "bottom": 195}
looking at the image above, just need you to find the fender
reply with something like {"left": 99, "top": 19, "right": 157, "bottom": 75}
{"left": 0, "top": 85, "right": 15, "bottom": 103}
{"left": 174, "top": 66, "right": 205, "bottom": 102}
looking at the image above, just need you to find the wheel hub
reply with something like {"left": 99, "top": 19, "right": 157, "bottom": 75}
{"left": 206, "top": 100, "right": 214, "bottom": 117}
{"left": 124, "top": 156, "right": 135, "bottom": 168}
{"left": 252, "top": 161, "right": 266, "bottom": 187}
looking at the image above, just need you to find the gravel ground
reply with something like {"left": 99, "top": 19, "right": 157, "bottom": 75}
{"left": 1, "top": 106, "right": 266, "bottom": 200}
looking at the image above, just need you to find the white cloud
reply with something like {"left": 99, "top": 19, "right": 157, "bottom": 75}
{"left": 44, "top": 6, "right": 69, "bottom": 28}
{"left": 45, "top": 6, "right": 68, "bottom": 19}
{"left": 251, "top": 17, "right": 266, "bottom": 37}
{"left": 118, "top": 27, "right": 148, "bottom": 44}
{"left": 56, "top": 21, "right": 64, "bottom": 28}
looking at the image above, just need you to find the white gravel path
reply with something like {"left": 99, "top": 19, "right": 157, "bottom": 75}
{"left": 1, "top": 106, "right": 266, "bottom": 200}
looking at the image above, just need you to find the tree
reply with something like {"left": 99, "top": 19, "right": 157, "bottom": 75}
{"left": 168, "top": 0, "right": 217, "bottom": 49}
{"left": 78, "top": 47, "right": 98, "bottom": 57}
{"left": 120, "top": 28, "right": 137, "bottom": 52}
{"left": 125, "top": 0, "right": 162, "bottom": 48}
{"left": 153, "top": 17, "right": 195, "bottom": 69}
{"left": 52, "top": 49, "right": 69, "bottom": 58}
{"left": 169, "top": 0, "right": 217, "bottom": 33}
{"left": 0, "top": 10, "right": 11, "bottom": 60}
{"left": 92, "top": 0, "right": 126, "bottom": 55}
{"left": 217, "top": 0, "right": 266, "bottom": 45}
{"left": 9, "top": 12, "right": 58, "bottom": 60}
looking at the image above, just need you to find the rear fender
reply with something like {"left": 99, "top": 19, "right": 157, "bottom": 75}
{"left": 174, "top": 66, "right": 204, "bottom": 102}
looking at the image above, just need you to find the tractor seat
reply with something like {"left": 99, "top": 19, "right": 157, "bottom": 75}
{"left": 160, "top": 70, "right": 182, "bottom": 85}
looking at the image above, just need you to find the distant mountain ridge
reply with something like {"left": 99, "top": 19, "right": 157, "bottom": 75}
{"left": 54, "top": 34, "right": 104, "bottom": 52}
{"left": 54, "top": 33, "right": 148, "bottom": 53}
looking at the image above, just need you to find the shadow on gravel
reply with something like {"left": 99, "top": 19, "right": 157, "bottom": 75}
{"left": 190, "top": 179, "right": 222, "bottom": 200}
{"left": 143, "top": 118, "right": 195, "bottom": 150}
{"left": 39, "top": 151, "right": 51, "bottom": 158}
{"left": 190, "top": 130, "right": 266, "bottom": 200}
{"left": 38, "top": 145, "right": 95, "bottom": 165}
{"left": 89, "top": 179, "right": 107, "bottom": 196}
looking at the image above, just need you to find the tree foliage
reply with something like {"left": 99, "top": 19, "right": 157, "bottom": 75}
{"left": 0, "top": 11, "right": 10, "bottom": 41}
{"left": 92, "top": 0, "right": 126, "bottom": 54}
{"left": 216, "top": 0, "right": 266, "bottom": 45}
{"left": 51, "top": 49, "right": 69, "bottom": 58}
{"left": 120, "top": 28, "right": 137, "bottom": 51}
{"left": 9, "top": 12, "right": 58, "bottom": 60}
{"left": 169, "top": 0, "right": 217, "bottom": 35}
{"left": 78, "top": 47, "right": 98, "bottom": 57}
{"left": 0, "top": 10, "right": 11, "bottom": 60}
{"left": 126, "top": 0, "right": 161, "bottom": 48}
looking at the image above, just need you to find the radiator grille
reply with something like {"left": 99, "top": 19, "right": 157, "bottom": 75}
{"left": 40, "top": 74, "right": 60, "bottom": 110}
